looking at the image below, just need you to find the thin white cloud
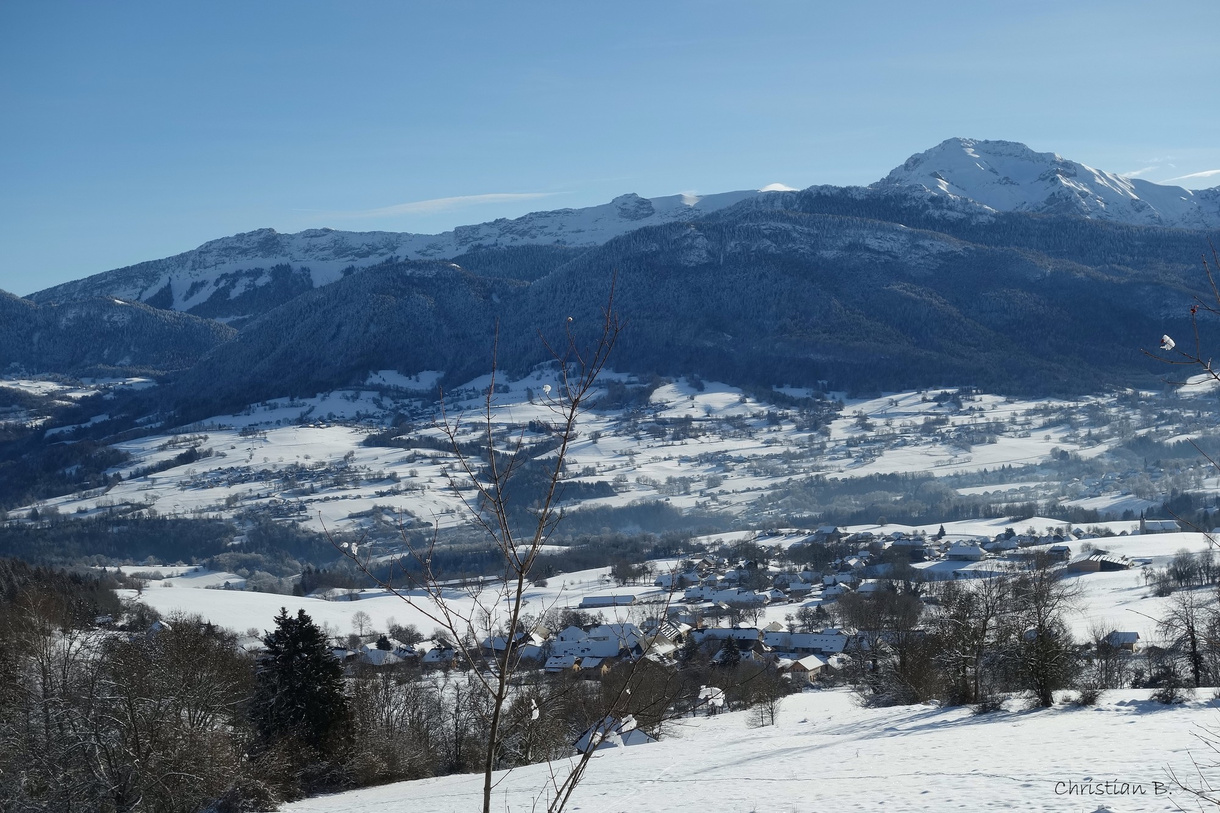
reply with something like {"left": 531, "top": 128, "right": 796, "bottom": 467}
{"left": 1163, "top": 169, "right": 1220, "bottom": 184}
{"left": 331, "top": 192, "right": 561, "bottom": 220}
{"left": 1122, "top": 166, "right": 1158, "bottom": 178}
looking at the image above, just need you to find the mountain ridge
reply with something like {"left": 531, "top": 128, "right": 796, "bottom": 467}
{"left": 874, "top": 137, "right": 1220, "bottom": 228}
{"left": 25, "top": 138, "right": 1220, "bottom": 327}
{"left": 28, "top": 189, "right": 770, "bottom": 319}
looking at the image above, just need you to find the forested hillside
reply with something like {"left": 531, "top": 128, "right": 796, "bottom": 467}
{"left": 0, "top": 291, "right": 236, "bottom": 375}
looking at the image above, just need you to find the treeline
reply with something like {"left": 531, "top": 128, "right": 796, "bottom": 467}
{"left": 810, "top": 554, "right": 1184, "bottom": 709}
{"left": 0, "top": 557, "right": 127, "bottom": 626}
{"left": 0, "top": 515, "right": 237, "bottom": 564}
{"left": 363, "top": 530, "right": 695, "bottom": 586}
{"left": 764, "top": 471, "right": 1107, "bottom": 528}
{"left": 0, "top": 515, "right": 338, "bottom": 573}
{"left": 0, "top": 566, "right": 791, "bottom": 812}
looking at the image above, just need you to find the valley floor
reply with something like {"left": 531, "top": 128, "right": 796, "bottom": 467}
{"left": 280, "top": 688, "right": 1213, "bottom": 813}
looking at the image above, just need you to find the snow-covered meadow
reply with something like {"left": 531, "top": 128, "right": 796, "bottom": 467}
{"left": 12, "top": 372, "right": 1218, "bottom": 539}
{"left": 279, "top": 688, "right": 1213, "bottom": 813}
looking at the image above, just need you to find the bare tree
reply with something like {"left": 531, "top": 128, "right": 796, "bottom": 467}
{"left": 335, "top": 284, "right": 629, "bottom": 813}
{"left": 1158, "top": 588, "right": 1211, "bottom": 689}
{"left": 839, "top": 586, "right": 937, "bottom": 705}
{"left": 1085, "top": 623, "right": 1131, "bottom": 691}
{"left": 350, "top": 609, "right": 372, "bottom": 640}
{"left": 1008, "top": 554, "right": 1082, "bottom": 707}
{"left": 932, "top": 574, "right": 1010, "bottom": 705}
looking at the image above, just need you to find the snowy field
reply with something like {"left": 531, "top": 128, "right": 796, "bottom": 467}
{"left": 14, "top": 374, "right": 1220, "bottom": 536}
{"left": 123, "top": 560, "right": 671, "bottom": 639}
{"left": 280, "top": 688, "right": 1216, "bottom": 813}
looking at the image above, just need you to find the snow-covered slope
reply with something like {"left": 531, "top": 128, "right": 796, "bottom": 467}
{"left": 277, "top": 688, "right": 1206, "bottom": 813}
{"left": 29, "top": 189, "right": 767, "bottom": 315}
{"left": 875, "top": 137, "right": 1220, "bottom": 228}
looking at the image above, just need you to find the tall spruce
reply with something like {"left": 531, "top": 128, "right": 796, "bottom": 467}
{"left": 252, "top": 607, "right": 348, "bottom": 750}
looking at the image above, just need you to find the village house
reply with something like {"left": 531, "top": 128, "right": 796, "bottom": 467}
{"left": 579, "top": 594, "right": 637, "bottom": 609}
{"left": 1066, "top": 553, "right": 1132, "bottom": 573}
{"left": 1046, "top": 544, "right": 1072, "bottom": 561}
{"left": 550, "top": 623, "right": 644, "bottom": 660}
{"left": 480, "top": 629, "right": 548, "bottom": 662}
{"left": 691, "top": 626, "right": 763, "bottom": 647}
{"left": 1102, "top": 631, "right": 1140, "bottom": 652}
{"left": 544, "top": 654, "right": 580, "bottom": 674}
{"left": 357, "top": 646, "right": 402, "bottom": 668}
{"left": 417, "top": 639, "right": 458, "bottom": 668}
{"left": 574, "top": 714, "right": 656, "bottom": 753}
{"left": 945, "top": 542, "right": 986, "bottom": 561}
{"left": 777, "top": 653, "right": 830, "bottom": 683}
{"left": 821, "top": 582, "right": 850, "bottom": 599}
{"left": 787, "top": 581, "right": 815, "bottom": 599}
{"left": 762, "top": 629, "right": 853, "bottom": 656}
{"left": 654, "top": 569, "right": 700, "bottom": 589}
{"left": 684, "top": 585, "right": 768, "bottom": 606}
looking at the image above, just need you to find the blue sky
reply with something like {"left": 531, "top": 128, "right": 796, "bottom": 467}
{"left": 2, "top": 1, "right": 1218, "bottom": 296}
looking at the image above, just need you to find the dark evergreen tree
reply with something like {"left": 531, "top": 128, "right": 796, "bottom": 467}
{"left": 717, "top": 638, "right": 741, "bottom": 668}
{"left": 252, "top": 607, "right": 349, "bottom": 751}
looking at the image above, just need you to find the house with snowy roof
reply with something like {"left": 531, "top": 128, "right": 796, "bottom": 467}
{"left": 579, "top": 594, "right": 636, "bottom": 609}
{"left": 691, "top": 626, "right": 763, "bottom": 646}
{"left": 778, "top": 653, "right": 829, "bottom": 682}
{"left": 822, "top": 583, "right": 850, "bottom": 599}
{"left": 1102, "top": 631, "right": 1140, "bottom": 652}
{"left": 358, "top": 648, "right": 402, "bottom": 668}
{"left": 418, "top": 640, "right": 458, "bottom": 668}
{"left": 550, "top": 623, "right": 644, "bottom": 659}
{"left": 855, "top": 579, "right": 892, "bottom": 594}
{"left": 1046, "top": 544, "right": 1072, "bottom": 561}
{"left": 481, "top": 629, "right": 548, "bottom": 661}
{"left": 574, "top": 714, "right": 656, "bottom": 753}
{"left": 946, "top": 543, "right": 986, "bottom": 561}
{"left": 545, "top": 654, "right": 580, "bottom": 673}
{"left": 762, "top": 629, "right": 853, "bottom": 655}
{"left": 1066, "top": 553, "right": 1132, "bottom": 573}
{"left": 655, "top": 569, "right": 700, "bottom": 589}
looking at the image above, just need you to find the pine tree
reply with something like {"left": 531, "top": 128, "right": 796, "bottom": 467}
{"left": 717, "top": 638, "right": 742, "bottom": 668}
{"left": 252, "top": 607, "right": 348, "bottom": 750}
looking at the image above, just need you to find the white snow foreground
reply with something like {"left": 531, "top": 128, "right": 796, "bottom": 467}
{"left": 281, "top": 689, "right": 1210, "bottom": 813}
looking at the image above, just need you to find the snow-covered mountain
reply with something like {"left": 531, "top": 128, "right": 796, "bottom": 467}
{"left": 27, "top": 137, "right": 1220, "bottom": 325}
{"left": 874, "top": 137, "right": 1220, "bottom": 228}
{"left": 29, "top": 189, "right": 769, "bottom": 318}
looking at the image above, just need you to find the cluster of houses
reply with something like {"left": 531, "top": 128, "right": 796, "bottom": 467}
{"left": 638, "top": 526, "right": 1135, "bottom": 618}
{"left": 315, "top": 522, "right": 1158, "bottom": 685}
{"left": 322, "top": 609, "right": 854, "bottom": 686}
{"left": 822, "top": 526, "right": 1140, "bottom": 578}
